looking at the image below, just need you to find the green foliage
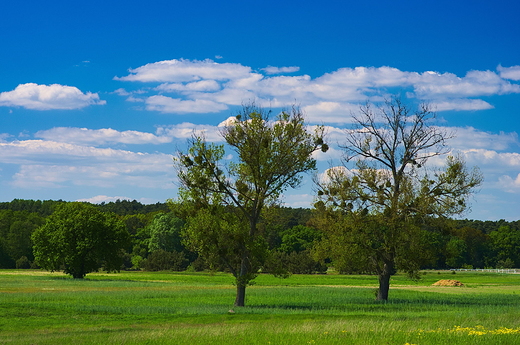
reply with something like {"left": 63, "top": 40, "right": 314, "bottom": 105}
{"left": 32, "top": 202, "right": 130, "bottom": 278}
{"left": 489, "top": 225, "right": 520, "bottom": 267}
{"left": 0, "top": 209, "right": 45, "bottom": 268}
{"left": 174, "top": 104, "right": 326, "bottom": 306}
{"left": 142, "top": 249, "right": 188, "bottom": 271}
{"left": 15, "top": 256, "right": 31, "bottom": 269}
{"left": 279, "top": 225, "right": 321, "bottom": 253}
{"left": 445, "top": 237, "right": 468, "bottom": 268}
{"left": 97, "top": 199, "right": 168, "bottom": 215}
{"left": 147, "top": 213, "right": 185, "bottom": 253}
{"left": 0, "top": 199, "right": 62, "bottom": 216}
{"left": 181, "top": 206, "right": 266, "bottom": 279}
{"left": 264, "top": 249, "right": 327, "bottom": 275}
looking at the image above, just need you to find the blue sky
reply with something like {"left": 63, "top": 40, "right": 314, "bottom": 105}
{"left": 0, "top": 0, "right": 519, "bottom": 220}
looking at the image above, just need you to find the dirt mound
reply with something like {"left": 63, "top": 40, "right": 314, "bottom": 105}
{"left": 432, "top": 279, "right": 464, "bottom": 287}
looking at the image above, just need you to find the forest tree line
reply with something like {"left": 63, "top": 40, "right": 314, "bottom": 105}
{"left": 0, "top": 198, "right": 518, "bottom": 272}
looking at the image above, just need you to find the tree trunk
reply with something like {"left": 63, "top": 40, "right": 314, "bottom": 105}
{"left": 234, "top": 252, "right": 250, "bottom": 307}
{"left": 376, "top": 261, "right": 393, "bottom": 301}
{"left": 234, "top": 283, "right": 246, "bottom": 307}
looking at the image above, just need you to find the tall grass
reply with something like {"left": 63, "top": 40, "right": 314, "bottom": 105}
{"left": 1, "top": 270, "right": 519, "bottom": 344}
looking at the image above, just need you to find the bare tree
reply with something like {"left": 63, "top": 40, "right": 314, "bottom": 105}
{"left": 314, "top": 97, "right": 482, "bottom": 301}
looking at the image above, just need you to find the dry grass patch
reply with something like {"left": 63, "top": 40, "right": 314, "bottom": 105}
{"left": 432, "top": 279, "right": 465, "bottom": 287}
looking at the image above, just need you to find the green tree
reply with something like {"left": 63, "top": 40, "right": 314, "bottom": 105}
{"left": 489, "top": 225, "right": 520, "bottom": 267}
{"left": 7, "top": 220, "right": 38, "bottom": 263}
{"left": 450, "top": 226, "right": 489, "bottom": 268}
{"left": 148, "top": 213, "right": 185, "bottom": 253}
{"left": 32, "top": 202, "right": 130, "bottom": 278}
{"left": 279, "top": 225, "right": 321, "bottom": 254}
{"left": 314, "top": 97, "right": 482, "bottom": 300}
{"left": 445, "top": 236, "right": 468, "bottom": 268}
{"left": 174, "top": 104, "right": 327, "bottom": 306}
{"left": 0, "top": 209, "right": 45, "bottom": 268}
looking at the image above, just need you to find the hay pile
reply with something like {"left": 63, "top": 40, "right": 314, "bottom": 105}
{"left": 432, "top": 279, "right": 464, "bottom": 287}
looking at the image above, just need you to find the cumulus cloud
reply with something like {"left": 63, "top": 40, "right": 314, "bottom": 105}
{"left": 412, "top": 70, "right": 520, "bottom": 98}
{"left": 461, "top": 149, "right": 520, "bottom": 169}
{"left": 156, "top": 80, "right": 221, "bottom": 92}
{"left": 261, "top": 66, "right": 300, "bottom": 74}
{"left": 156, "top": 123, "right": 223, "bottom": 142}
{"left": 145, "top": 95, "right": 228, "bottom": 113}
{"left": 0, "top": 139, "right": 174, "bottom": 189}
{"left": 0, "top": 83, "right": 105, "bottom": 110}
{"left": 115, "top": 58, "right": 252, "bottom": 82}
{"left": 430, "top": 99, "right": 494, "bottom": 111}
{"left": 114, "top": 59, "right": 520, "bottom": 118}
{"left": 497, "top": 65, "right": 520, "bottom": 81}
{"left": 303, "top": 102, "right": 360, "bottom": 123}
{"left": 35, "top": 127, "right": 172, "bottom": 145}
{"left": 449, "top": 127, "right": 519, "bottom": 151}
{"left": 498, "top": 173, "right": 520, "bottom": 192}
{"left": 11, "top": 162, "right": 174, "bottom": 189}
{"left": 33, "top": 124, "right": 228, "bottom": 146}
{"left": 0, "top": 140, "right": 151, "bottom": 164}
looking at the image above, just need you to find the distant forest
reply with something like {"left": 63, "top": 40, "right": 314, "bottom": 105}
{"left": 0, "top": 199, "right": 518, "bottom": 271}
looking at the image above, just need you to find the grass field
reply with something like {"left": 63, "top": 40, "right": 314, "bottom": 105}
{"left": 1, "top": 270, "right": 519, "bottom": 344}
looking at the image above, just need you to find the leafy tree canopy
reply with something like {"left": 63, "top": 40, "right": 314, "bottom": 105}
{"left": 32, "top": 202, "right": 130, "bottom": 278}
{"left": 174, "top": 104, "right": 327, "bottom": 306}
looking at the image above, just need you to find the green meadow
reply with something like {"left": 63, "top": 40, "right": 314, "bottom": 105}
{"left": 1, "top": 270, "right": 519, "bottom": 344}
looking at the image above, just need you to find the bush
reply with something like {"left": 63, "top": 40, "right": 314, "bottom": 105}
{"left": 131, "top": 255, "right": 144, "bottom": 270}
{"left": 263, "top": 250, "right": 327, "bottom": 275}
{"left": 496, "top": 258, "right": 515, "bottom": 269}
{"left": 187, "top": 256, "right": 208, "bottom": 272}
{"left": 15, "top": 256, "right": 31, "bottom": 269}
{"left": 142, "top": 249, "right": 188, "bottom": 271}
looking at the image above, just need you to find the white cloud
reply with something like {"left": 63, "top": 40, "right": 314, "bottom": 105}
{"left": 303, "top": 102, "right": 359, "bottom": 123}
{"left": 312, "top": 145, "right": 342, "bottom": 161}
{"left": 497, "top": 173, "right": 520, "bottom": 193}
{"left": 196, "top": 87, "right": 258, "bottom": 106}
{"left": 0, "top": 140, "right": 142, "bottom": 164}
{"left": 261, "top": 66, "right": 300, "bottom": 74}
{"left": 76, "top": 195, "right": 133, "bottom": 203}
{"left": 115, "top": 58, "right": 252, "bottom": 82}
{"left": 156, "top": 123, "right": 223, "bottom": 142}
{"left": 115, "top": 59, "right": 520, "bottom": 114}
{"left": 497, "top": 65, "right": 520, "bottom": 81}
{"left": 431, "top": 99, "right": 494, "bottom": 111}
{"left": 156, "top": 80, "right": 221, "bottom": 92}
{"left": 461, "top": 149, "right": 520, "bottom": 169}
{"left": 317, "top": 166, "right": 351, "bottom": 184}
{"left": 35, "top": 127, "right": 172, "bottom": 145}
{"left": 11, "top": 162, "right": 175, "bottom": 189}
{"left": 113, "top": 88, "right": 131, "bottom": 96}
{"left": 145, "top": 95, "right": 228, "bottom": 114}
{"left": 411, "top": 70, "right": 520, "bottom": 98}
{"left": 0, "top": 139, "right": 175, "bottom": 190}
{"left": 0, "top": 83, "right": 105, "bottom": 110}
{"left": 281, "top": 193, "right": 314, "bottom": 208}
{"left": 450, "top": 127, "right": 519, "bottom": 151}
{"left": 76, "top": 195, "right": 161, "bottom": 204}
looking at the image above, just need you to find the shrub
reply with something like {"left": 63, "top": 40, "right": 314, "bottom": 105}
{"left": 15, "top": 256, "right": 31, "bottom": 269}
{"left": 496, "top": 258, "right": 515, "bottom": 269}
{"left": 142, "top": 249, "right": 188, "bottom": 271}
{"left": 264, "top": 250, "right": 327, "bottom": 275}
